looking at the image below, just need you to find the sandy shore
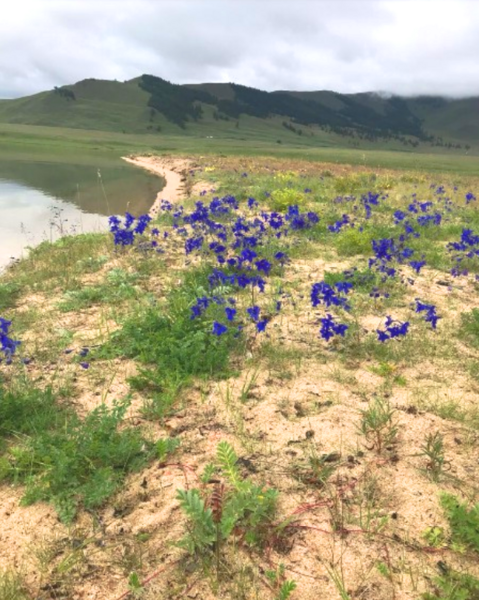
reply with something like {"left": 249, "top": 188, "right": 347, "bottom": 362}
{"left": 122, "top": 155, "right": 192, "bottom": 216}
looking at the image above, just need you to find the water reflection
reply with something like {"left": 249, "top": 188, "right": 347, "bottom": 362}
{"left": 0, "top": 159, "right": 163, "bottom": 269}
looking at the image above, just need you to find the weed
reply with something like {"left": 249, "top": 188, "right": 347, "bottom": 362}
{"left": 440, "top": 494, "right": 479, "bottom": 553}
{"left": 156, "top": 437, "right": 180, "bottom": 464}
{"left": 423, "top": 526, "right": 447, "bottom": 548}
{"left": 292, "top": 445, "right": 338, "bottom": 489}
{"left": 177, "top": 441, "right": 278, "bottom": 568}
{"left": 0, "top": 569, "right": 30, "bottom": 600}
{"left": 420, "top": 432, "right": 447, "bottom": 481}
{"left": 460, "top": 309, "right": 479, "bottom": 348}
{"left": 422, "top": 566, "right": 479, "bottom": 600}
{"left": 1, "top": 396, "right": 154, "bottom": 522}
{"left": 128, "top": 571, "right": 144, "bottom": 598}
{"left": 266, "top": 566, "right": 297, "bottom": 600}
{"left": 358, "top": 396, "right": 398, "bottom": 454}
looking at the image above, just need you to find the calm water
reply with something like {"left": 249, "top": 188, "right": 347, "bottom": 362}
{"left": 0, "top": 159, "right": 163, "bottom": 270}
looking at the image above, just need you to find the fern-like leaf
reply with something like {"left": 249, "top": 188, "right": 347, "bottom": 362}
{"left": 277, "top": 580, "right": 297, "bottom": 600}
{"left": 217, "top": 441, "right": 240, "bottom": 488}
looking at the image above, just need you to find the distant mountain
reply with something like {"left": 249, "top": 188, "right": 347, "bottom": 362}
{"left": 0, "top": 74, "right": 476, "bottom": 150}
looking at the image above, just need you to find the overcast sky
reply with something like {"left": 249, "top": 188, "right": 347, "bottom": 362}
{"left": 1, "top": 0, "right": 478, "bottom": 99}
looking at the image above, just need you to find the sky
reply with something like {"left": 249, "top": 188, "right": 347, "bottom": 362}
{"left": 1, "top": 0, "right": 479, "bottom": 99}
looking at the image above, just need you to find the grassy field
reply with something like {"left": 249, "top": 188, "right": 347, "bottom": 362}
{"left": 1, "top": 122, "right": 478, "bottom": 176}
{"left": 1, "top": 154, "right": 479, "bottom": 599}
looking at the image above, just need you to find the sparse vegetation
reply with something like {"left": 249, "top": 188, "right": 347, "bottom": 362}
{"left": 1, "top": 155, "right": 479, "bottom": 599}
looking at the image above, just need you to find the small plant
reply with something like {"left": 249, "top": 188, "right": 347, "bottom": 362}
{"left": 358, "top": 396, "right": 398, "bottom": 454}
{"left": 423, "top": 526, "right": 447, "bottom": 548}
{"left": 128, "top": 571, "right": 144, "bottom": 598}
{"left": 440, "top": 494, "right": 479, "bottom": 553}
{"left": 422, "top": 565, "right": 479, "bottom": 600}
{"left": 292, "top": 446, "right": 338, "bottom": 489}
{"left": 0, "top": 569, "right": 30, "bottom": 600}
{"left": 420, "top": 432, "right": 447, "bottom": 481}
{"left": 266, "top": 565, "right": 297, "bottom": 600}
{"left": 156, "top": 437, "right": 180, "bottom": 464}
{"left": 376, "top": 561, "right": 392, "bottom": 581}
{"left": 177, "top": 441, "right": 278, "bottom": 572}
{"left": 276, "top": 580, "right": 297, "bottom": 600}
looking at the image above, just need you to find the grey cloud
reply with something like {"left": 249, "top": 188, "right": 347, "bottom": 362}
{"left": 1, "top": 0, "right": 479, "bottom": 98}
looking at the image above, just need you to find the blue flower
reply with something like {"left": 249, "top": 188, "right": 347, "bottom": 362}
{"left": 255, "top": 259, "right": 272, "bottom": 275}
{"left": 225, "top": 307, "right": 237, "bottom": 322}
{"left": 311, "top": 282, "right": 351, "bottom": 310}
{"left": 466, "top": 192, "right": 476, "bottom": 204}
{"left": 247, "top": 306, "right": 261, "bottom": 321}
{"left": 415, "top": 299, "right": 440, "bottom": 329}
{"left": 377, "top": 317, "right": 409, "bottom": 342}
{"left": 319, "top": 314, "right": 348, "bottom": 341}
{"left": 409, "top": 260, "right": 426, "bottom": 274}
{"left": 212, "top": 321, "right": 228, "bottom": 336}
{"left": 0, "top": 316, "right": 21, "bottom": 361}
{"left": 256, "top": 320, "right": 268, "bottom": 333}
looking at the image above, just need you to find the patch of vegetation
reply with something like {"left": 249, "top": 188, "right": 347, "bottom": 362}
{"left": 440, "top": 494, "right": 479, "bottom": 553}
{"left": 104, "top": 267, "right": 242, "bottom": 417}
{"left": 0, "top": 383, "right": 157, "bottom": 522}
{"left": 460, "top": 309, "right": 479, "bottom": 348}
{"left": 177, "top": 442, "right": 279, "bottom": 569}
{"left": 423, "top": 566, "right": 479, "bottom": 600}
{"left": 0, "top": 569, "right": 30, "bottom": 600}
{"left": 0, "top": 282, "right": 22, "bottom": 311}
{"left": 58, "top": 268, "right": 142, "bottom": 312}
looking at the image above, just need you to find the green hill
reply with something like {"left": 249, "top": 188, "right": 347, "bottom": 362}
{"left": 0, "top": 74, "right": 477, "bottom": 150}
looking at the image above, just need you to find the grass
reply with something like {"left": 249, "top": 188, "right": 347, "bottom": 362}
{"left": 2, "top": 154, "right": 479, "bottom": 599}
{"left": 2, "top": 121, "right": 479, "bottom": 175}
{"left": 103, "top": 266, "right": 243, "bottom": 418}
{"left": 0, "top": 378, "right": 157, "bottom": 523}
{"left": 0, "top": 570, "right": 30, "bottom": 600}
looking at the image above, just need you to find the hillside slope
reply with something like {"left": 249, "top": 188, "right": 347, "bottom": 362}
{"left": 0, "top": 74, "right": 477, "bottom": 148}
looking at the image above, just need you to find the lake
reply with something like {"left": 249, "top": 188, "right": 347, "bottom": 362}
{"left": 0, "top": 159, "right": 163, "bottom": 270}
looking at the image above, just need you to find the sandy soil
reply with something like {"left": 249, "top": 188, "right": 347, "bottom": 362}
{"left": 122, "top": 155, "right": 193, "bottom": 216}
{"left": 2, "top": 156, "right": 479, "bottom": 599}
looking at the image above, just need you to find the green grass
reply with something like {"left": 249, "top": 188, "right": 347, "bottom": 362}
{"left": 2, "top": 120, "right": 479, "bottom": 176}
{"left": 57, "top": 268, "right": 143, "bottom": 312}
{"left": 0, "top": 570, "right": 30, "bottom": 600}
{"left": 103, "top": 266, "right": 243, "bottom": 418}
{"left": 440, "top": 494, "right": 479, "bottom": 553}
{"left": 423, "top": 568, "right": 479, "bottom": 600}
{"left": 0, "top": 282, "right": 22, "bottom": 311}
{"left": 0, "top": 377, "right": 157, "bottom": 523}
{"left": 460, "top": 309, "right": 479, "bottom": 348}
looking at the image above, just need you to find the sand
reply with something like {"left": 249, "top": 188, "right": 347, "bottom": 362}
{"left": 121, "top": 155, "right": 193, "bottom": 215}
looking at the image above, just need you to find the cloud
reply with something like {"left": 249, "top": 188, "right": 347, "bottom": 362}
{"left": 1, "top": 0, "right": 478, "bottom": 98}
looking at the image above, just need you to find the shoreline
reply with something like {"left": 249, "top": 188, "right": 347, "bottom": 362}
{"left": 121, "top": 155, "right": 192, "bottom": 217}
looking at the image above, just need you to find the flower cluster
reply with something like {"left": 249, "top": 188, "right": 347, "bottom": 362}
{"left": 328, "top": 214, "right": 350, "bottom": 233}
{"left": 415, "top": 299, "right": 440, "bottom": 329}
{"left": 447, "top": 228, "right": 479, "bottom": 277}
{"left": 377, "top": 316, "right": 409, "bottom": 342}
{"left": 109, "top": 212, "right": 152, "bottom": 246}
{"left": 319, "top": 314, "right": 348, "bottom": 341}
{"left": 0, "top": 317, "right": 20, "bottom": 363}
{"left": 311, "top": 281, "right": 353, "bottom": 310}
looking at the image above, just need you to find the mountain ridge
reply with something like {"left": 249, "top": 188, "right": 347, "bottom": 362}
{"left": 0, "top": 74, "right": 476, "bottom": 149}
